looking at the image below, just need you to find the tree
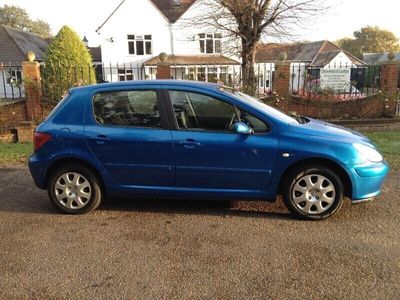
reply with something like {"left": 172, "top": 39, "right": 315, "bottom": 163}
{"left": 337, "top": 26, "right": 400, "bottom": 59}
{"left": 29, "top": 19, "right": 52, "bottom": 38}
{"left": 0, "top": 5, "right": 51, "bottom": 37}
{"left": 186, "top": 0, "right": 326, "bottom": 95}
{"left": 42, "top": 26, "right": 95, "bottom": 101}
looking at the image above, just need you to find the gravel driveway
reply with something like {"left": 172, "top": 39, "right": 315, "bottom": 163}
{"left": 0, "top": 166, "right": 399, "bottom": 299}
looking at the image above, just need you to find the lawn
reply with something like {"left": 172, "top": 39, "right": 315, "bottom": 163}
{"left": 365, "top": 131, "right": 400, "bottom": 170}
{"left": 0, "top": 131, "right": 398, "bottom": 169}
{"left": 0, "top": 142, "right": 33, "bottom": 165}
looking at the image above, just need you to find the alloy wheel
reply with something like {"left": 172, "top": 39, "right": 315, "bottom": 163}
{"left": 54, "top": 172, "right": 92, "bottom": 209}
{"left": 292, "top": 174, "right": 336, "bottom": 215}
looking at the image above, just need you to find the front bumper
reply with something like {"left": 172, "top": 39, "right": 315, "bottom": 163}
{"left": 348, "top": 160, "right": 389, "bottom": 201}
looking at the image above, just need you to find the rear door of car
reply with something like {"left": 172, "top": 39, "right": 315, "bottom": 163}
{"left": 84, "top": 85, "right": 174, "bottom": 188}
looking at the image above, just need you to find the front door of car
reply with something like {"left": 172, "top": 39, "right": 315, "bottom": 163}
{"left": 166, "top": 89, "right": 279, "bottom": 194}
{"left": 84, "top": 87, "right": 174, "bottom": 187}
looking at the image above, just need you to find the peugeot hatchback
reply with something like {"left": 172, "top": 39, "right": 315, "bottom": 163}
{"left": 29, "top": 80, "right": 389, "bottom": 219}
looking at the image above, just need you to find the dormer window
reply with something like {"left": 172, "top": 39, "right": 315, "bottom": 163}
{"left": 174, "top": 0, "right": 181, "bottom": 6}
{"left": 128, "top": 34, "right": 152, "bottom": 55}
{"left": 199, "top": 33, "right": 222, "bottom": 54}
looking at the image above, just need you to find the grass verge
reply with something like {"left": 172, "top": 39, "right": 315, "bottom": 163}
{"left": 0, "top": 142, "right": 33, "bottom": 165}
{"left": 365, "top": 131, "right": 400, "bottom": 170}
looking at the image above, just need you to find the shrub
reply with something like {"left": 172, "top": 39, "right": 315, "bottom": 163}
{"left": 42, "top": 25, "right": 95, "bottom": 102}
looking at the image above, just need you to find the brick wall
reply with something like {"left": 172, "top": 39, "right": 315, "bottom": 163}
{"left": 264, "top": 62, "right": 399, "bottom": 119}
{"left": 288, "top": 95, "right": 387, "bottom": 119}
{"left": 16, "top": 123, "right": 35, "bottom": 142}
{"left": 332, "top": 118, "right": 400, "bottom": 132}
{"left": 262, "top": 94, "right": 392, "bottom": 119}
{"left": 0, "top": 100, "right": 27, "bottom": 130}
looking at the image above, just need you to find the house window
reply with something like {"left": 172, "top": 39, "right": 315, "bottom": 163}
{"left": 6, "top": 68, "right": 22, "bottom": 86}
{"left": 207, "top": 67, "right": 218, "bottom": 83}
{"left": 118, "top": 69, "right": 134, "bottom": 81}
{"left": 199, "top": 33, "right": 222, "bottom": 54}
{"left": 127, "top": 34, "right": 152, "bottom": 55}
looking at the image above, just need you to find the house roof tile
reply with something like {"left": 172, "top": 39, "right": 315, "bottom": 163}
{"left": 255, "top": 43, "right": 303, "bottom": 62}
{"left": 294, "top": 41, "right": 328, "bottom": 61}
{"left": 311, "top": 50, "right": 341, "bottom": 66}
{"left": 97, "top": 0, "right": 196, "bottom": 32}
{"left": 0, "top": 25, "right": 49, "bottom": 65}
{"left": 88, "top": 47, "right": 102, "bottom": 62}
{"left": 150, "top": 0, "right": 196, "bottom": 23}
{"left": 256, "top": 40, "right": 365, "bottom": 66}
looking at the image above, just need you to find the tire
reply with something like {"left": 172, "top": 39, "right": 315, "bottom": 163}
{"left": 282, "top": 166, "right": 344, "bottom": 220}
{"left": 47, "top": 164, "right": 102, "bottom": 214}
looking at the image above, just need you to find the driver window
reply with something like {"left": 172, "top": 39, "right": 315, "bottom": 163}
{"left": 169, "top": 91, "right": 236, "bottom": 132}
{"left": 168, "top": 90, "right": 269, "bottom": 133}
{"left": 238, "top": 109, "right": 269, "bottom": 133}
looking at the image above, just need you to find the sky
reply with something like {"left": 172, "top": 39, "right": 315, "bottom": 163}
{"left": 0, "top": 0, "right": 399, "bottom": 46}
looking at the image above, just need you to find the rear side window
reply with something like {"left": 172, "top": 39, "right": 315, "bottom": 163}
{"left": 93, "top": 90, "right": 161, "bottom": 128}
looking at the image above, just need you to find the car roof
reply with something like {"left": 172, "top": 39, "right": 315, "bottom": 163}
{"left": 69, "top": 80, "right": 220, "bottom": 94}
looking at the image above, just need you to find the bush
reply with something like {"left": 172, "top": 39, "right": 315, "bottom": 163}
{"left": 42, "top": 26, "right": 95, "bottom": 102}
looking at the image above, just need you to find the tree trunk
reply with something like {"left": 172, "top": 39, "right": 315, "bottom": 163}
{"left": 241, "top": 40, "right": 257, "bottom": 96}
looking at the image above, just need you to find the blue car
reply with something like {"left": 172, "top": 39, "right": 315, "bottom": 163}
{"left": 29, "top": 80, "right": 389, "bottom": 219}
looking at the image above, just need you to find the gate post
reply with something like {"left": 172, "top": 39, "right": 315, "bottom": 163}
{"left": 273, "top": 61, "right": 291, "bottom": 111}
{"left": 380, "top": 62, "right": 399, "bottom": 116}
{"left": 156, "top": 53, "right": 171, "bottom": 80}
{"left": 22, "top": 52, "right": 43, "bottom": 122}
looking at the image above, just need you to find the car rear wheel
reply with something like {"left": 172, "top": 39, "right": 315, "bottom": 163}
{"left": 283, "top": 166, "right": 344, "bottom": 220}
{"left": 47, "top": 164, "right": 102, "bottom": 214}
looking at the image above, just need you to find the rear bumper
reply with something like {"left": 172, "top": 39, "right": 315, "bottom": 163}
{"left": 28, "top": 154, "right": 48, "bottom": 189}
{"left": 349, "top": 160, "right": 389, "bottom": 201}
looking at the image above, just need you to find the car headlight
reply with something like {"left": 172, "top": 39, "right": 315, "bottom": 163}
{"left": 353, "top": 143, "right": 383, "bottom": 163}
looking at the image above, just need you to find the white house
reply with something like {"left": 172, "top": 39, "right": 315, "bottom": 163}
{"left": 95, "top": 1, "right": 368, "bottom": 96}
{"left": 95, "top": 0, "right": 241, "bottom": 84}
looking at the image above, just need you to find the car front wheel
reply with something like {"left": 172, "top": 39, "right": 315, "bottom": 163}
{"left": 283, "top": 166, "right": 344, "bottom": 220}
{"left": 47, "top": 164, "right": 102, "bottom": 214}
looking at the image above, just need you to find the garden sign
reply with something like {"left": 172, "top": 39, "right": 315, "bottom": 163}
{"left": 320, "top": 68, "right": 351, "bottom": 91}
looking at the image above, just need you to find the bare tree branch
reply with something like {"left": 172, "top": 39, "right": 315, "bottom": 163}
{"left": 179, "top": 0, "right": 329, "bottom": 95}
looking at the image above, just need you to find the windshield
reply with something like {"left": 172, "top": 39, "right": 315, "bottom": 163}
{"left": 220, "top": 87, "right": 298, "bottom": 124}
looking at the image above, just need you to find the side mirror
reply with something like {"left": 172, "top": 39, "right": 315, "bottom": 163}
{"left": 232, "top": 122, "right": 253, "bottom": 135}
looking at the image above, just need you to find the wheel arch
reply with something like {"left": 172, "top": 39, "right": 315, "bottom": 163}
{"left": 278, "top": 157, "right": 352, "bottom": 198}
{"left": 44, "top": 157, "right": 105, "bottom": 193}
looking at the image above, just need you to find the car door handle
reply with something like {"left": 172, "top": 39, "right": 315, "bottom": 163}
{"left": 179, "top": 139, "right": 200, "bottom": 149}
{"left": 93, "top": 135, "right": 110, "bottom": 144}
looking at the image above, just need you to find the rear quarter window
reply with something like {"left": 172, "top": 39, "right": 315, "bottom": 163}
{"left": 92, "top": 90, "right": 161, "bottom": 128}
